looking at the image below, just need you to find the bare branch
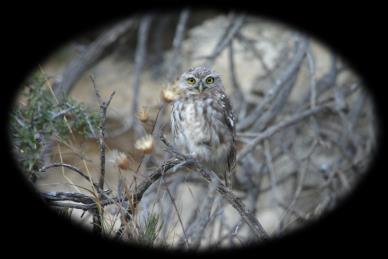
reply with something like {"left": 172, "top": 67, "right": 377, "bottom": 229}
{"left": 300, "top": 53, "right": 337, "bottom": 106}
{"left": 39, "top": 163, "right": 99, "bottom": 190}
{"left": 90, "top": 76, "right": 115, "bottom": 191}
{"left": 150, "top": 9, "right": 191, "bottom": 147}
{"left": 130, "top": 15, "right": 153, "bottom": 131}
{"left": 90, "top": 75, "right": 116, "bottom": 234}
{"left": 237, "top": 35, "right": 308, "bottom": 131}
{"left": 161, "top": 176, "right": 190, "bottom": 248}
{"left": 237, "top": 103, "right": 331, "bottom": 161}
{"left": 167, "top": 9, "right": 191, "bottom": 82}
{"left": 306, "top": 46, "right": 317, "bottom": 108}
{"left": 185, "top": 179, "right": 218, "bottom": 248}
{"left": 236, "top": 32, "right": 274, "bottom": 80}
{"left": 42, "top": 192, "right": 96, "bottom": 204}
{"left": 53, "top": 18, "right": 134, "bottom": 99}
{"left": 203, "top": 14, "right": 246, "bottom": 67}
{"left": 193, "top": 161, "right": 269, "bottom": 241}
{"left": 160, "top": 138, "right": 269, "bottom": 241}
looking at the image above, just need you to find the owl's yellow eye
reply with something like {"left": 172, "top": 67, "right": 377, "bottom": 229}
{"left": 206, "top": 77, "right": 215, "bottom": 84}
{"left": 186, "top": 77, "right": 196, "bottom": 85}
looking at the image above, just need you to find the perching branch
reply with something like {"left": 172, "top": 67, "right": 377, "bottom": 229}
{"left": 160, "top": 135, "right": 269, "bottom": 241}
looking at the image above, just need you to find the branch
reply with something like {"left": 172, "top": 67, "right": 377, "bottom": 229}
{"left": 237, "top": 103, "right": 331, "bottom": 161}
{"left": 42, "top": 192, "right": 97, "bottom": 204}
{"left": 107, "top": 15, "right": 153, "bottom": 138}
{"left": 39, "top": 163, "right": 99, "bottom": 191}
{"left": 306, "top": 46, "right": 317, "bottom": 108}
{"left": 161, "top": 137, "right": 269, "bottom": 241}
{"left": 203, "top": 14, "right": 246, "bottom": 67}
{"left": 186, "top": 179, "right": 218, "bottom": 248}
{"left": 90, "top": 76, "right": 115, "bottom": 191}
{"left": 228, "top": 40, "right": 246, "bottom": 114}
{"left": 151, "top": 9, "right": 191, "bottom": 144}
{"left": 191, "top": 160, "right": 269, "bottom": 241}
{"left": 236, "top": 32, "right": 274, "bottom": 80}
{"left": 41, "top": 149, "right": 269, "bottom": 241}
{"left": 53, "top": 18, "right": 134, "bottom": 100}
{"left": 167, "top": 8, "right": 191, "bottom": 82}
{"left": 42, "top": 159, "right": 181, "bottom": 211}
{"left": 300, "top": 53, "right": 337, "bottom": 107}
{"left": 237, "top": 35, "right": 308, "bottom": 131}
{"left": 130, "top": 15, "right": 153, "bottom": 132}
{"left": 90, "top": 75, "right": 115, "bottom": 234}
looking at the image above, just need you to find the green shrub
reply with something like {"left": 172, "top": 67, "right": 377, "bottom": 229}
{"left": 10, "top": 71, "right": 100, "bottom": 182}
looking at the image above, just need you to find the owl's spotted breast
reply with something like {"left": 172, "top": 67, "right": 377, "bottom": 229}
{"left": 171, "top": 90, "right": 235, "bottom": 181}
{"left": 173, "top": 94, "right": 223, "bottom": 143}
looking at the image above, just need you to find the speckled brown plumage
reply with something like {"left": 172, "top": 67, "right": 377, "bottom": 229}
{"left": 171, "top": 66, "right": 236, "bottom": 187}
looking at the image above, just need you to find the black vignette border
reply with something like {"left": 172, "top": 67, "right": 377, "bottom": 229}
{"left": 1, "top": 2, "right": 385, "bottom": 257}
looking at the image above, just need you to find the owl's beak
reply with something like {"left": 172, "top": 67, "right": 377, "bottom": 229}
{"left": 197, "top": 82, "right": 207, "bottom": 93}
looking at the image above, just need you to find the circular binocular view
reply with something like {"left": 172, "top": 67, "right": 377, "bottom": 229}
{"left": 10, "top": 10, "right": 377, "bottom": 250}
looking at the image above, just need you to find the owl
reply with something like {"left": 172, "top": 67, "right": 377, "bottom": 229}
{"left": 171, "top": 66, "right": 236, "bottom": 188}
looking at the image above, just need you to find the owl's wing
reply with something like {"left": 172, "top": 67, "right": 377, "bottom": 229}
{"left": 219, "top": 91, "right": 237, "bottom": 173}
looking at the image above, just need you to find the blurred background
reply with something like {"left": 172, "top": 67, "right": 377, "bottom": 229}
{"left": 10, "top": 9, "right": 377, "bottom": 249}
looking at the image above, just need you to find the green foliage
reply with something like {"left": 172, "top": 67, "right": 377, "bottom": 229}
{"left": 10, "top": 71, "right": 100, "bottom": 182}
{"left": 139, "top": 213, "right": 164, "bottom": 246}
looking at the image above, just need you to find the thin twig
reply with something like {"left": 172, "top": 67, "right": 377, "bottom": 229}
{"left": 130, "top": 15, "right": 153, "bottom": 134}
{"left": 237, "top": 103, "right": 331, "bottom": 161}
{"left": 39, "top": 163, "right": 99, "bottom": 190}
{"left": 264, "top": 139, "right": 281, "bottom": 203}
{"left": 186, "top": 178, "right": 218, "bottom": 248}
{"left": 161, "top": 176, "right": 190, "bottom": 248}
{"left": 237, "top": 35, "right": 308, "bottom": 131}
{"left": 53, "top": 18, "right": 134, "bottom": 99}
{"left": 204, "top": 14, "right": 246, "bottom": 67}
{"left": 160, "top": 140, "right": 269, "bottom": 241}
{"left": 152, "top": 9, "right": 191, "bottom": 144}
{"left": 228, "top": 40, "right": 246, "bottom": 113}
{"left": 306, "top": 46, "right": 317, "bottom": 108}
{"left": 167, "top": 9, "right": 191, "bottom": 82}
{"left": 90, "top": 75, "right": 115, "bottom": 234}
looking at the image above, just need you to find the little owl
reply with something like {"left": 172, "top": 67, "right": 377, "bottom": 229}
{"left": 171, "top": 66, "right": 236, "bottom": 188}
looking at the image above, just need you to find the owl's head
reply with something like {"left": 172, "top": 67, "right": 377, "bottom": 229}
{"left": 178, "top": 66, "right": 223, "bottom": 94}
